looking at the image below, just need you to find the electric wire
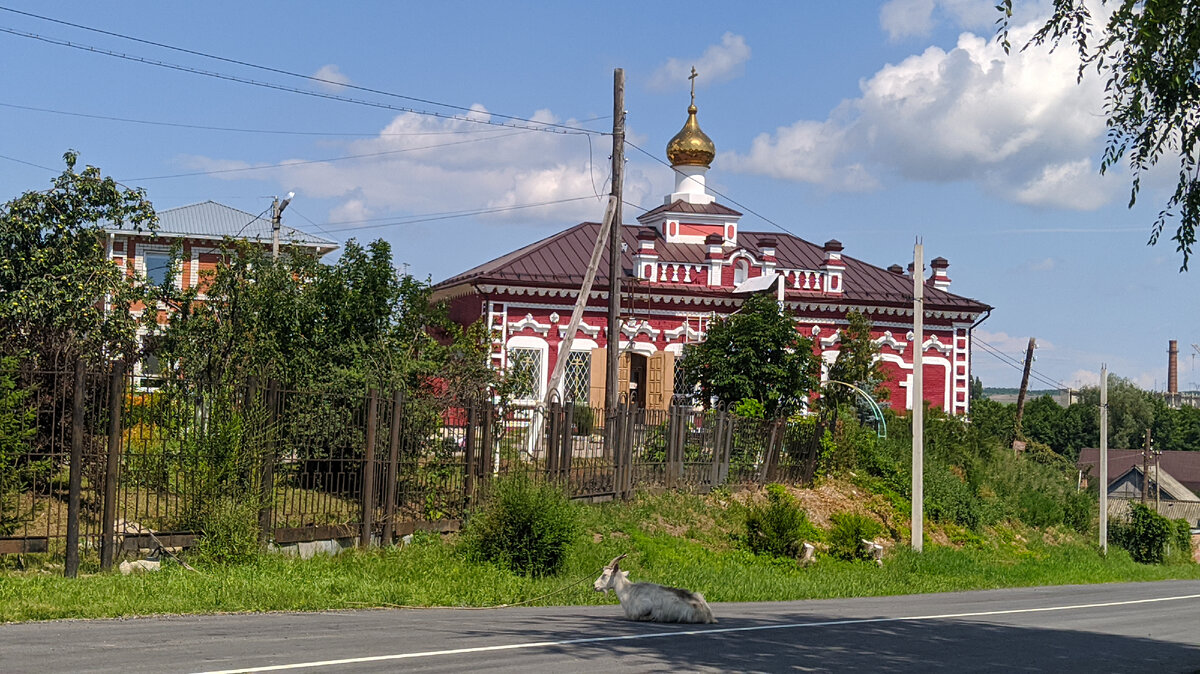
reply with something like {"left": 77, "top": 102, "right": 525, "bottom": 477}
{"left": 0, "top": 25, "right": 600, "bottom": 137}
{"left": 0, "top": 6, "right": 607, "bottom": 135}
{"left": 0, "top": 152, "right": 56, "bottom": 172}
{"left": 121, "top": 130, "right": 529, "bottom": 181}
{"left": 314, "top": 196, "right": 600, "bottom": 234}
{"left": 0, "top": 101, "right": 516, "bottom": 137}
{"left": 973, "top": 337, "right": 1068, "bottom": 390}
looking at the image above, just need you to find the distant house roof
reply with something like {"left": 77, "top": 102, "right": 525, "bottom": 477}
{"left": 1110, "top": 464, "right": 1200, "bottom": 501}
{"left": 435, "top": 221, "right": 991, "bottom": 313}
{"left": 105, "top": 201, "right": 338, "bottom": 254}
{"left": 1078, "top": 449, "right": 1200, "bottom": 493}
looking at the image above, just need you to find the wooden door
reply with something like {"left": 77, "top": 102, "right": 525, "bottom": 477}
{"left": 646, "top": 351, "right": 675, "bottom": 412}
{"left": 618, "top": 353, "right": 631, "bottom": 405}
{"left": 589, "top": 347, "right": 607, "bottom": 410}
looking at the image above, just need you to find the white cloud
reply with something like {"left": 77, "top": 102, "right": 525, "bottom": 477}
{"left": 312, "top": 64, "right": 351, "bottom": 92}
{"left": 881, "top": 0, "right": 1003, "bottom": 40}
{"left": 1069, "top": 368, "right": 1101, "bottom": 388}
{"left": 976, "top": 329, "right": 1050, "bottom": 356}
{"left": 725, "top": 20, "right": 1111, "bottom": 210}
{"left": 1024, "top": 257, "right": 1056, "bottom": 272}
{"left": 187, "top": 106, "right": 668, "bottom": 228}
{"left": 648, "top": 33, "right": 751, "bottom": 92}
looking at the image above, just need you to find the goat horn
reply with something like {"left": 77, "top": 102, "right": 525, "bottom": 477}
{"left": 606, "top": 553, "right": 627, "bottom": 569}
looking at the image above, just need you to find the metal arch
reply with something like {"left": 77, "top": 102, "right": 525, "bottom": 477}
{"left": 821, "top": 380, "right": 887, "bottom": 438}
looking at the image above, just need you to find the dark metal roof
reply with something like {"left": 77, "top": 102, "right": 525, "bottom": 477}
{"left": 637, "top": 199, "right": 743, "bottom": 221}
{"left": 1078, "top": 449, "right": 1200, "bottom": 492}
{"left": 436, "top": 221, "right": 990, "bottom": 313}
{"left": 105, "top": 201, "right": 337, "bottom": 251}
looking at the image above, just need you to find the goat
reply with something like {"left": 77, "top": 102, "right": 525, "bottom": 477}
{"left": 860, "top": 539, "right": 884, "bottom": 566}
{"left": 593, "top": 554, "right": 716, "bottom": 624}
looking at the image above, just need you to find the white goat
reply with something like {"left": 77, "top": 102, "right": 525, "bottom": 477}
{"left": 593, "top": 554, "right": 716, "bottom": 624}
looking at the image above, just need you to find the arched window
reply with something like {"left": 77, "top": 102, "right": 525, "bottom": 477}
{"left": 733, "top": 258, "right": 749, "bottom": 284}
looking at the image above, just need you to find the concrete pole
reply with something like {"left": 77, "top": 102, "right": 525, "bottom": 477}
{"left": 1100, "top": 364, "right": 1108, "bottom": 554}
{"left": 912, "top": 240, "right": 924, "bottom": 552}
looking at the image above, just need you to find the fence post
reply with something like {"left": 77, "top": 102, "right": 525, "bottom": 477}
{"left": 546, "top": 400, "right": 561, "bottom": 479}
{"left": 382, "top": 389, "right": 403, "bottom": 545}
{"left": 482, "top": 399, "right": 495, "bottom": 479}
{"left": 257, "top": 380, "right": 279, "bottom": 547}
{"left": 99, "top": 360, "right": 125, "bottom": 571}
{"left": 360, "top": 388, "right": 379, "bottom": 548}
{"left": 65, "top": 358, "right": 85, "bottom": 578}
{"left": 464, "top": 402, "right": 478, "bottom": 502}
{"left": 759, "top": 420, "right": 781, "bottom": 484}
{"left": 561, "top": 402, "right": 574, "bottom": 483}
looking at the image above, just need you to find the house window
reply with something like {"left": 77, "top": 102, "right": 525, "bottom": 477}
{"left": 673, "top": 352, "right": 694, "bottom": 400}
{"left": 508, "top": 347, "right": 543, "bottom": 400}
{"left": 144, "top": 250, "right": 172, "bottom": 287}
{"left": 564, "top": 351, "right": 590, "bottom": 403}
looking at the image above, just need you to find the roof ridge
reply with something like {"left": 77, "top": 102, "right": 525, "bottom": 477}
{"left": 439, "top": 222, "right": 599, "bottom": 285}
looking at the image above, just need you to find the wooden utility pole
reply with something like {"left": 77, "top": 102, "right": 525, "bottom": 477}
{"left": 1099, "top": 364, "right": 1108, "bottom": 554}
{"left": 911, "top": 240, "right": 924, "bottom": 552}
{"left": 1013, "top": 337, "right": 1037, "bottom": 437}
{"left": 271, "top": 192, "right": 293, "bottom": 260}
{"left": 546, "top": 197, "right": 616, "bottom": 402}
{"left": 605, "top": 69, "right": 625, "bottom": 418}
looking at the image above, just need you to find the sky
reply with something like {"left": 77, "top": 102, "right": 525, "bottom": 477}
{"left": 1, "top": 1, "right": 1197, "bottom": 392}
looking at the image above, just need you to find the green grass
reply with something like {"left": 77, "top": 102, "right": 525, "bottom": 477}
{"left": 2, "top": 491, "right": 1198, "bottom": 623}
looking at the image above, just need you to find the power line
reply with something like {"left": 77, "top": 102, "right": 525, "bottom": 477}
{"left": 0, "top": 100, "right": 516, "bottom": 137}
{"left": 624, "top": 139, "right": 805, "bottom": 241}
{"left": 0, "top": 152, "right": 56, "bottom": 172}
{"left": 316, "top": 196, "right": 601, "bottom": 234}
{"left": 0, "top": 25, "right": 602, "bottom": 137}
{"left": 974, "top": 337, "right": 1067, "bottom": 390}
{"left": 121, "top": 130, "right": 529, "bottom": 181}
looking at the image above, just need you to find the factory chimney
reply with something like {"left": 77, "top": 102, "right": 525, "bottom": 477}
{"left": 1169, "top": 340, "right": 1179, "bottom": 396}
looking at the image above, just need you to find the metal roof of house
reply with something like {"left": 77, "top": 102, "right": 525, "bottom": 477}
{"left": 1078, "top": 449, "right": 1200, "bottom": 493}
{"left": 435, "top": 221, "right": 991, "bottom": 313}
{"left": 105, "top": 201, "right": 337, "bottom": 251}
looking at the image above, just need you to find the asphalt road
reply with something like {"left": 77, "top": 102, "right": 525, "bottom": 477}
{"left": 3, "top": 581, "right": 1199, "bottom": 673}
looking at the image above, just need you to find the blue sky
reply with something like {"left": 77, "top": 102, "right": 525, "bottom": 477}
{"left": 1, "top": 1, "right": 1196, "bottom": 391}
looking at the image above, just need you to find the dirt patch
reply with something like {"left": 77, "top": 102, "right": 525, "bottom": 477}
{"left": 647, "top": 514, "right": 687, "bottom": 537}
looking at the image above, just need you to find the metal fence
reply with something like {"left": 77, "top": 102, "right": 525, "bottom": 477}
{"left": 0, "top": 361, "right": 819, "bottom": 573}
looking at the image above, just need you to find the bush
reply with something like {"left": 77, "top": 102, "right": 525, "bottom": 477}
{"left": 189, "top": 496, "right": 262, "bottom": 565}
{"left": 925, "top": 465, "right": 981, "bottom": 530}
{"left": 1111, "top": 503, "right": 1182, "bottom": 564}
{"left": 459, "top": 474, "right": 580, "bottom": 576}
{"left": 828, "top": 511, "right": 884, "bottom": 561}
{"left": 1171, "top": 519, "right": 1195, "bottom": 563}
{"left": 744, "top": 483, "right": 822, "bottom": 559}
{"left": 571, "top": 405, "right": 595, "bottom": 436}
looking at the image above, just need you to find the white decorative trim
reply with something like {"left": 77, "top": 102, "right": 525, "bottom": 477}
{"left": 509, "top": 313, "right": 551, "bottom": 336}
{"left": 548, "top": 312, "right": 560, "bottom": 323}
{"left": 557, "top": 321, "right": 602, "bottom": 339}
{"left": 922, "top": 334, "right": 953, "bottom": 356}
{"left": 620, "top": 320, "right": 660, "bottom": 339}
{"left": 664, "top": 323, "right": 704, "bottom": 342}
{"left": 819, "top": 330, "right": 841, "bottom": 348}
{"left": 618, "top": 340, "right": 657, "bottom": 355}
{"left": 872, "top": 330, "right": 908, "bottom": 354}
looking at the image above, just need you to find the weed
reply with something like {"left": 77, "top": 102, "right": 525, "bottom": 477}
{"left": 828, "top": 511, "right": 884, "bottom": 561}
{"left": 744, "top": 483, "right": 822, "bottom": 559}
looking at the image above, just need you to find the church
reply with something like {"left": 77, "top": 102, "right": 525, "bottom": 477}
{"left": 432, "top": 94, "right": 991, "bottom": 415}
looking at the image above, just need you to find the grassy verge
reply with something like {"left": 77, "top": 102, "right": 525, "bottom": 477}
{"left": 2, "top": 490, "right": 1198, "bottom": 623}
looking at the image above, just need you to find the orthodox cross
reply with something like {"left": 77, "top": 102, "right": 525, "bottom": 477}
{"left": 689, "top": 66, "right": 698, "bottom": 105}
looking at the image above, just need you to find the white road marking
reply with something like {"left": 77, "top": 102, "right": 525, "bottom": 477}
{"left": 193, "top": 592, "right": 1200, "bottom": 673}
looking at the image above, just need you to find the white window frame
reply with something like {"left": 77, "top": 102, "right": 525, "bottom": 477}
{"left": 136, "top": 243, "right": 183, "bottom": 289}
{"left": 506, "top": 335, "right": 549, "bottom": 403}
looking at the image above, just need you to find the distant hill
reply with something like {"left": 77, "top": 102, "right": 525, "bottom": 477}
{"left": 982, "top": 388, "right": 1072, "bottom": 406}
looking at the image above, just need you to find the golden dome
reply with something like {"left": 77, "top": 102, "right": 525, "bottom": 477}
{"left": 666, "top": 103, "right": 715, "bottom": 168}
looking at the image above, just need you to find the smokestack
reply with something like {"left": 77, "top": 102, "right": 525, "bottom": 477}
{"left": 1169, "top": 340, "right": 1179, "bottom": 394}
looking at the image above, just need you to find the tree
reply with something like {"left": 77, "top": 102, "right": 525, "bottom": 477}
{"left": 821, "top": 310, "right": 886, "bottom": 426}
{"left": 0, "top": 152, "right": 157, "bottom": 366}
{"left": 1076, "top": 375, "right": 1154, "bottom": 449}
{"left": 680, "top": 293, "right": 820, "bottom": 418}
{"left": 998, "top": 1, "right": 1200, "bottom": 269}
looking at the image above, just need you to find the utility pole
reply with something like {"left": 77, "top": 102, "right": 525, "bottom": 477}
{"left": 911, "top": 239, "right": 924, "bottom": 552}
{"left": 605, "top": 69, "right": 625, "bottom": 421}
{"left": 1099, "top": 364, "right": 1108, "bottom": 554}
{"left": 271, "top": 191, "right": 294, "bottom": 260}
{"left": 1013, "top": 337, "right": 1037, "bottom": 438}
